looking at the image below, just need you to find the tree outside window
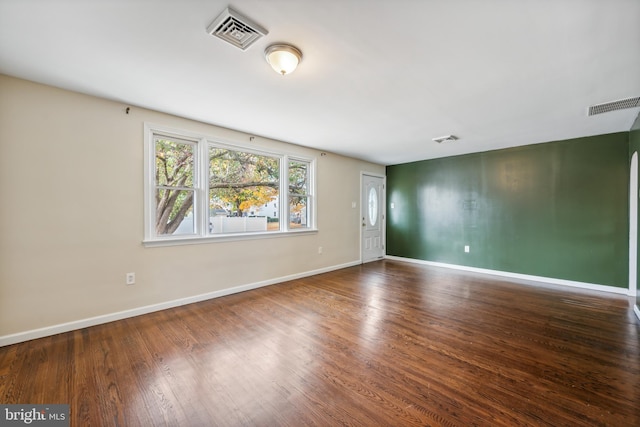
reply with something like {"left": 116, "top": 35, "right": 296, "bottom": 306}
{"left": 147, "top": 127, "right": 314, "bottom": 242}
{"left": 289, "top": 160, "right": 310, "bottom": 229}
{"left": 155, "top": 137, "right": 195, "bottom": 236}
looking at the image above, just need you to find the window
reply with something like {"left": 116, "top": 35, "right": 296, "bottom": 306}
{"left": 288, "top": 159, "right": 311, "bottom": 229}
{"left": 209, "top": 147, "right": 280, "bottom": 233}
{"left": 154, "top": 136, "right": 196, "bottom": 236}
{"left": 144, "top": 125, "right": 315, "bottom": 244}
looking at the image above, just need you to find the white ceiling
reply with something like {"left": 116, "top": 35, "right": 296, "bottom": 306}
{"left": 1, "top": 0, "right": 639, "bottom": 165}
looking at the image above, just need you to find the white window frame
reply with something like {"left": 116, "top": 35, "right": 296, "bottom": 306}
{"left": 144, "top": 124, "right": 317, "bottom": 247}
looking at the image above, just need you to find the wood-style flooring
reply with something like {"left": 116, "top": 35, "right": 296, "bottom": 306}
{"left": 1, "top": 260, "right": 639, "bottom": 426}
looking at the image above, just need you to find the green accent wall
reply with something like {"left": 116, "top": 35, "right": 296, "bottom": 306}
{"left": 387, "top": 133, "right": 629, "bottom": 288}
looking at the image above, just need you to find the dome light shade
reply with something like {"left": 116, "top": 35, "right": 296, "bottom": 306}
{"left": 265, "top": 44, "right": 302, "bottom": 75}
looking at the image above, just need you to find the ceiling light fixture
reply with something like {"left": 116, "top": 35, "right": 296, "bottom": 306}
{"left": 264, "top": 44, "right": 302, "bottom": 75}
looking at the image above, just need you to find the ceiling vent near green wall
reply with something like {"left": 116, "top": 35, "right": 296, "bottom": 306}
{"left": 588, "top": 96, "right": 640, "bottom": 116}
{"left": 433, "top": 135, "right": 458, "bottom": 143}
{"left": 207, "top": 7, "right": 268, "bottom": 51}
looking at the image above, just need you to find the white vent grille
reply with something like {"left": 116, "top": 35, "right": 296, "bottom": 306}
{"left": 207, "top": 7, "right": 267, "bottom": 51}
{"left": 432, "top": 135, "right": 458, "bottom": 143}
{"left": 588, "top": 96, "right": 640, "bottom": 116}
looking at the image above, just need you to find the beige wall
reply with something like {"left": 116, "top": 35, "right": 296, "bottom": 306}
{"left": 0, "top": 74, "right": 384, "bottom": 341}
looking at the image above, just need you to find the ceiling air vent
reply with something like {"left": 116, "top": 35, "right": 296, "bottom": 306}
{"left": 207, "top": 7, "right": 268, "bottom": 51}
{"left": 432, "top": 135, "right": 458, "bottom": 144}
{"left": 588, "top": 96, "right": 640, "bottom": 116}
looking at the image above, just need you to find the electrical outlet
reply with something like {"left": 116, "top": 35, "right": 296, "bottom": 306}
{"left": 464, "top": 245, "right": 470, "bottom": 253}
{"left": 126, "top": 272, "right": 135, "bottom": 285}
{"left": 318, "top": 246, "right": 323, "bottom": 254}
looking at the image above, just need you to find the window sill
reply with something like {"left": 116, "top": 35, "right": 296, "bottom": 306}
{"left": 143, "top": 228, "right": 318, "bottom": 248}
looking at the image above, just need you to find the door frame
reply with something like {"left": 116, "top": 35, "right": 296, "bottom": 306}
{"left": 360, "top": 171, "right": 386, "bottom": 263}
{"left": 630, "top": 152, "right": 638, "bottom": 297}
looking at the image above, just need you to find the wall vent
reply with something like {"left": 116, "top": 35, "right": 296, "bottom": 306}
{"left": 432, "top": 135, "right": 458, "bottom": 143}
{"left": 207, "top": 7, "right": 268, "bottom": 51}
{"left": 588, "top": 96, "right": 640, "bottom": 116}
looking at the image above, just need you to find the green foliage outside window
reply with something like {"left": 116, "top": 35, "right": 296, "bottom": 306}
{"left": 154, "top": 136, "right": 310, "bottom": 236}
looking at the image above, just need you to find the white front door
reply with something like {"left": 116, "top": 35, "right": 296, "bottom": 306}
{"left": 361, "top": 173, "right": 385, "bottom": 263}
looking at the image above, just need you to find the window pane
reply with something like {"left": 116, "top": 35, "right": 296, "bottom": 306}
{"left": 368, "top": 187, "right": 378, "bottom": 226}
{"left": 155, "top": 189, "right": 195, "bottom": 235}
{"left": 288, "top": 160, "right": 310, "bottom": 229}
{"left": 289, "top": 196, "right": 308, "bottom": 229}
{"left": 288, "top": 159, "right": 310, "bottom": 229}
{"left": 288, "top": 160, "right": 308, "bottom": 195}
{"left": 209, "top": 147, "right": 280, "bottom": 233}
{"left": 155, "top": 138, "right": 195, "bottom": 187}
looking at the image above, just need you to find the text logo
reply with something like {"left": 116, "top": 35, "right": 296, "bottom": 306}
{"left": 0, "top": 405, "right": 69, "bottom": 426}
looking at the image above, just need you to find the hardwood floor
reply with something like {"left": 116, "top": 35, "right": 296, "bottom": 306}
{"left": 1, "top": 260, "right": 639, "bottom": 426}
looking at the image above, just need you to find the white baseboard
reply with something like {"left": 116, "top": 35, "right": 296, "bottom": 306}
{"left": 0, "top": 260, "right": 360, "bottom": 347}
{"left": 634, "top": 305, "right": 640, "bottom": 322}
{"left": 385, "top": 255, "right": 632, "bottom": 296}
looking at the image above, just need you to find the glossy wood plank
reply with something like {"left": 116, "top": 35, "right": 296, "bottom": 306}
{"left": 1, "top": 260, "right": 639, "bottom": 426}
